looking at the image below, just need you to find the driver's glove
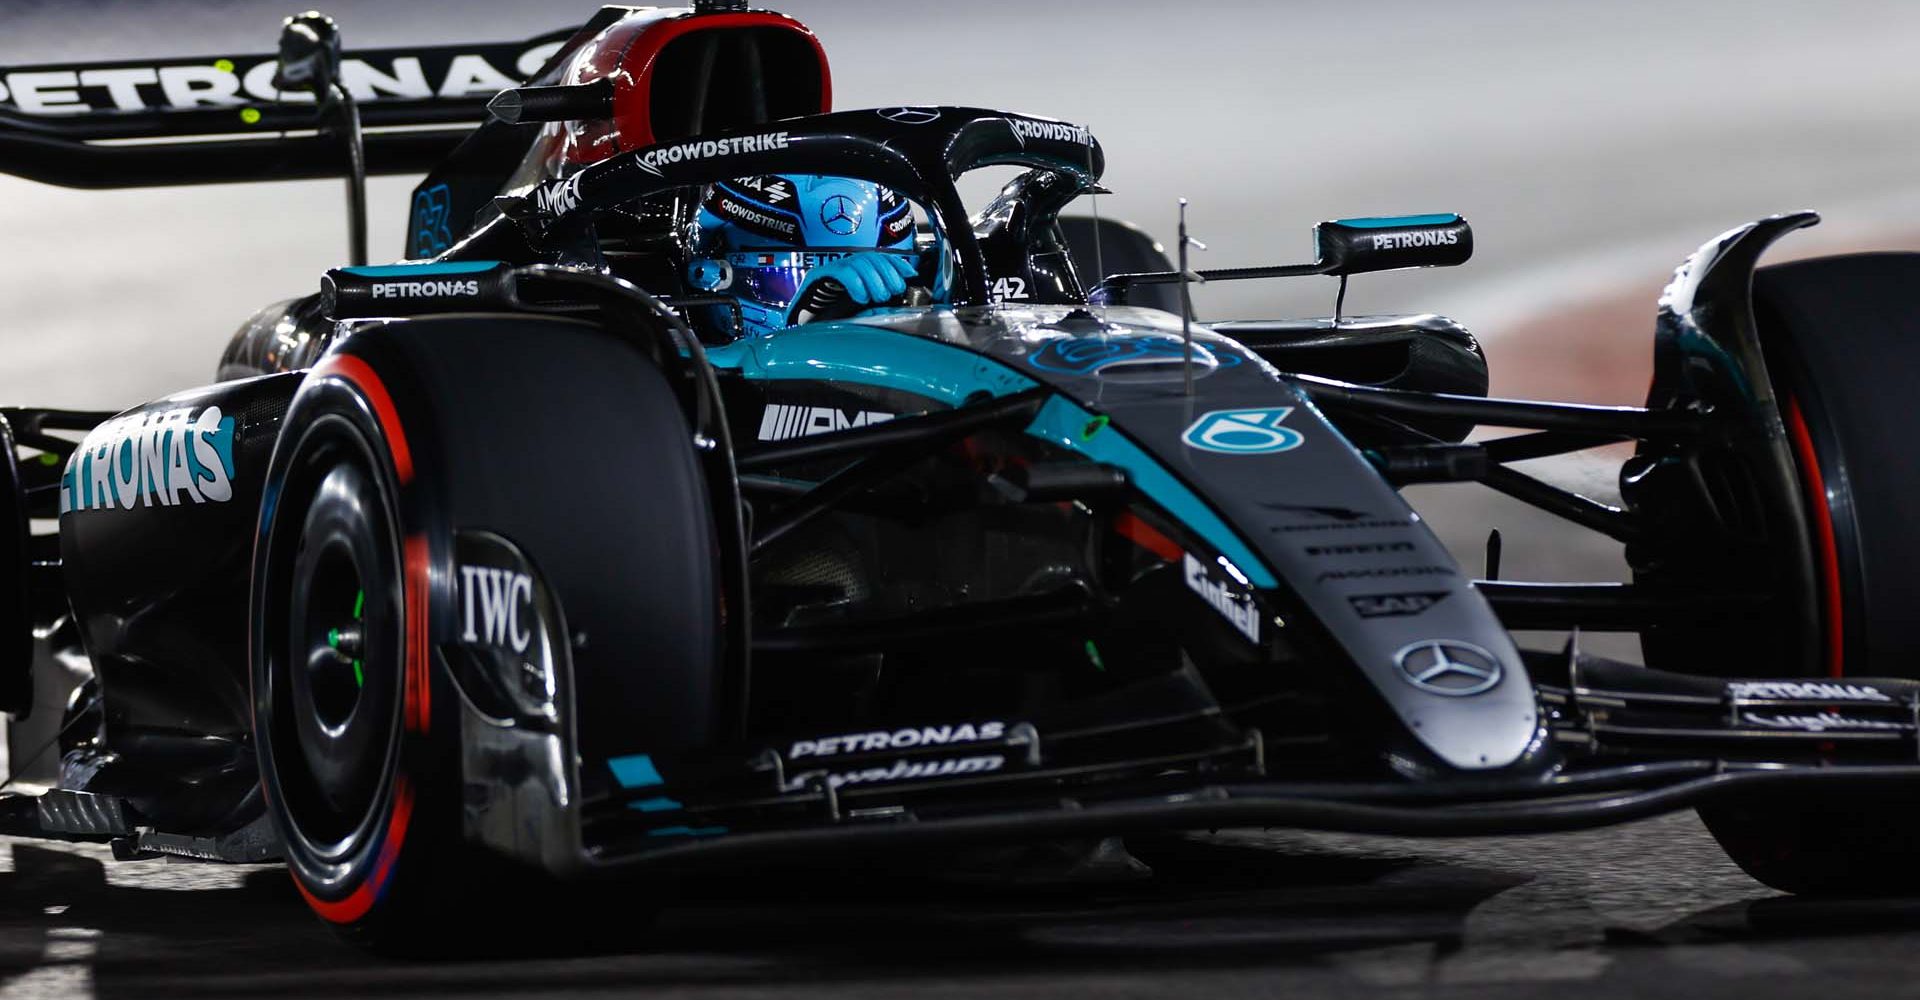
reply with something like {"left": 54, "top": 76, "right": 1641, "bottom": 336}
{"left": 787, "top": 252, "right": 917, "bottom": 325}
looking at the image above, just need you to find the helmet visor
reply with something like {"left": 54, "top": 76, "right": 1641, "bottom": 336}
{"left": 721, "top": 249, "right": 917, "bottom": 310}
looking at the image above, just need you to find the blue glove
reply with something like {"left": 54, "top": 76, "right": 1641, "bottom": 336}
{"left": 789, "top": 252, "right": 917, "bottom": 323}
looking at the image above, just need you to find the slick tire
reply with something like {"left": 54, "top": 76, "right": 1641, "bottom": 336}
{"left": 252, "top": 314, "right": 719, "bottom": 952}
{"left": 1696, "top": 253, "right": 1920, "bottom": 894}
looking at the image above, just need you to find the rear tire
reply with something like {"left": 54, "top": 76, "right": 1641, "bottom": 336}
{"left": 1694, "top": 252, "right": 1920, "bottom": 895}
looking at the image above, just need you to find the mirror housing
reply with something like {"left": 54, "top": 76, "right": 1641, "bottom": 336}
{"left": 1315, "top": 214, "right": 1472, "bottom": 276}
{"left": 272, "top": 11, "right": 343, "bottom": 94}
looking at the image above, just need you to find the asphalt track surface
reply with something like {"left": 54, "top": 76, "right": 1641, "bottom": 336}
{"left": 6, "top": 814, "right": 1920, "bottom": 999}
{"left": 7, "top": 0, "right": 1920, "bottom": 995}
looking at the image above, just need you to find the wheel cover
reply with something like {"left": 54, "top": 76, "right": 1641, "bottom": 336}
{"left": 264, "top": 419, "right": 405, "bottom": 869}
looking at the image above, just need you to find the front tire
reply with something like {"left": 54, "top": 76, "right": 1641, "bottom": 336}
{"left": 253, "top": 371, "right": 457, "bottom": 952}
{"left": 1695, "top": 253, "right": 1920, "bottom": 895}
{"left": 254, "top": 313, "right": 725, "bottom": 949}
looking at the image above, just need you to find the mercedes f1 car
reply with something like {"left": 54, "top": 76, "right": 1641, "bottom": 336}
{"left": 4, "top": 1, "right": 1920, "bottom": 952}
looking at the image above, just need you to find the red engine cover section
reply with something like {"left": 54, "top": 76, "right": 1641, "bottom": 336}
{"left": 560, "top": 7, "right": 831, "bottom": 166}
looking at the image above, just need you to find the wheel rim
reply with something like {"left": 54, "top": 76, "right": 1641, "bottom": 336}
{"left": 268, "top": 424, "right": 404, "bottom": 864}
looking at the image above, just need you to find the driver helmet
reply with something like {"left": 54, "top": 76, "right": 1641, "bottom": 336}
{"left": 689, "top": 174, "right": 916, "bottom": 337}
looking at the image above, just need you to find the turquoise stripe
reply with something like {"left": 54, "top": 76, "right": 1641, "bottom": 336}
{"left": 628, "top": 796, "right": 684, "bottom": 813}
{"left": 1331, "top": 214, "right": 1458, "bottom": 229}
{"left": 645, "top": 825, "right": 728, "bottom": 838}
{"left": 609, "top": 754, "right": 664, "bottom": 789}
{"left": 1025, "top": 396, "right": 1278, "bottom": 588}
{"left": 341, "top": 260, "right": 501, "bottom": 277}
{"left": 711, "top": 327, "right": 1278, "bottom": 589}
{"left": 706, "top": 326, "right": 1036, "bottom": 404}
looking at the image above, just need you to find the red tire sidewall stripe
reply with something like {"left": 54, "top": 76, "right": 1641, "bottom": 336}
{"left": 293, "top": 776, "right": 415, "bottom": 923}
{"left": 404, "top": 534, "right": 432, "bottom": 734}
{"left": 1784, "top": 395, "right": 1844, "bottom": 678}
{"left": 293, "top": 354, "right": 429, "bottom": 922}
{"left": 312, "top": 354, "right": 413, "bottom": 485}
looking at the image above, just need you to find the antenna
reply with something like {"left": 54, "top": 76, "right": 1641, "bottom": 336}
{"left": 1085, "top": 138, "right": 1107, "bottom": 322}
{"left": 1176, "top": 199, "right": 1207, "bottom": 395}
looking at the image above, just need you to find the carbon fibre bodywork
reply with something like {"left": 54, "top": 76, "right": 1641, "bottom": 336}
{"left": 2, "top": 3, "right": 1911, "bottom": 916}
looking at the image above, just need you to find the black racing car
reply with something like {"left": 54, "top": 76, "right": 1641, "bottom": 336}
{"left": 4, "top": 0, "right": 1920, "bottom": 952}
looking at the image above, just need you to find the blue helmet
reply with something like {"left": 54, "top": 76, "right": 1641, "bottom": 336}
{"left": 690, "top": 174, "right": 916, "bottom": 337}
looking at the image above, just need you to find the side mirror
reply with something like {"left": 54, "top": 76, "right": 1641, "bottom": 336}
{"left": 272, "top": 10, "right": 343, "bottom": 94}
{"left": 1315, "top": 214, "right": 1472, "bottom": 276}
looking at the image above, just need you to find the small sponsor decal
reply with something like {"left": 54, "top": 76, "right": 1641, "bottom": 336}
{"left": 757, "top": 405, "right": 894, "bottom": 441}
{"left": 1007, "top": 116, "right": 1092, "bottom": 147}
{"left": 459, "top": 564, "right": 534, "bottom": 654}
{"left": 1726, "top": 681, "right": 1894, "bottom": 703}
{"left": 732, "top": 175, "right": 794, "bottom": 204}
{"left": 61, "top": 406, "right": 234, "bottom": 513}
{"left": 788, "top": 721, "right": 1006, "bottom": 759}
{"left": 1262, "top": 502, "right": 1413, "bottom": 533}
{"left": 1743, "top": 711, "right": 1908, "bottom": 733}
{"left": 1350, "top": 591, "right": 1449, "bottom": 618}
{"left": 634, "top": 131, "right": 791, "bottom": 177}
{"left": 715, "top": 196, "right": 798, "bottom": 237}
{"left": 1262, "top": 502, "right": 1373, "bottom": 522}
{"left": 1305, "top": 540, "right": 1415, "bottom": 557}
{"left": 1184, "top": 553, "right": 1261, "bottom": 643}
{"left": 818, "top": 193, "right": 862, "bottom": 236}
{"left": 532, "top": 172, "right": 584, "bottom": 216}
{"left": 783, "top": 754, "right": 1006, "bottom": 792}
{"left": 370, "top": 278, "right": 479, "bottom": 299}
{"left": 1370, "top": 229, "right": 1460, "bottom": 250}
{"left": 877, "top": 106, "right": 941, "bottom": 125}
{"left": 1182, "top": 408, "right": 1305, "bottom": 455}
{"left": 410, "top": 183, "right": 453, "bottom": 257}
{"left": 1028, "top": 335, "right": 1240, "bottom": 376}
{"left": 1316, "top": 565, "right": 1456, "bottom": 583}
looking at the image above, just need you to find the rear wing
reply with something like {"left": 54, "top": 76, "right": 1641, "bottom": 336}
{"left": 0, "top": 24, "right": 592, "bottom": 188}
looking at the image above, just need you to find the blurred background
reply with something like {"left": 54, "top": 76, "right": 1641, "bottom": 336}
{"left": 3, "top": 0, "right": 1919, "bottom": 753}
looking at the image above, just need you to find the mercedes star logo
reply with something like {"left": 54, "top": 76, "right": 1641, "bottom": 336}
{"left": 819, "top": 194, "right": 861, "bottom": 236}
{"left": 877, "top": 106, "right": 940, "bottom": 125}
{"left": 1393, "top": 640, "right": 1503, "bottom": 696}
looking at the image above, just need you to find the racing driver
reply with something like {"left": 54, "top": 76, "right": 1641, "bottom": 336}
{"left": 683, "top": 173, "right": 924, "bottom": 338}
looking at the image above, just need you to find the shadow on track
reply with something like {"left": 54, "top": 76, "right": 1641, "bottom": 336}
{"left": 7, "top": 833, "right": 1920, "bottom": 998}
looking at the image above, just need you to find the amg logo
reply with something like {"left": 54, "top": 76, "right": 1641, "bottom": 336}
{"left": 460, "top": 565, "right": 534, "bottom": 653}
{"left": 1727, "top": 681, "right": 1894, "bottom": 703}
{"left": 370, "top": 279, "right": 479, "bottom": 299}
{"left": 1371, "top": 229, "right": 1460, "bottom": 250}
{"left": 533, "top": 173, "right": 583, "bottom": 216}
{"left": 1305, "top": 541, "right": 1416, "bottom": 557}
{"left": 634, "top": 132, "right": 791, "bottom": 177}
{"left": 1184, "top": 553, "right": 1260, "bottom": 643}
{"left": 1350, "top": 591, "right": 1449, "bottom": 618}
{"left": 757, "top": 405, "right": 894, "bottom": 441}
